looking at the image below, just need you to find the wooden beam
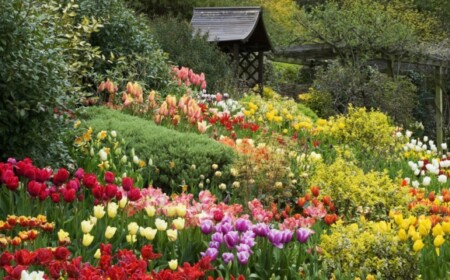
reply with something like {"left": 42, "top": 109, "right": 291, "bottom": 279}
{"left": 436, "top": 66, "right": 444, "bottom": 150}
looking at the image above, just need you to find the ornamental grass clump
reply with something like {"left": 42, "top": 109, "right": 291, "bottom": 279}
{"left": 310, "top": 157, "right": 410, "bottom": 220}
{"left": 320, "top": 219, "right": 418, "bottom": 279}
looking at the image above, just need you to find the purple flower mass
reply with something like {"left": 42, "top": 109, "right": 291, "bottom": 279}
{"left": 296, "top": 227, "right": 314, "bottom": 243}
{"left": 268, "top": 229, "right": 284, "bottom": 249}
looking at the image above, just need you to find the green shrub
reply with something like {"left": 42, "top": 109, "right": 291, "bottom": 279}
{"left": 0, "top": 0, "right": 74, "bottom": 166}
{"left": 311, "top": 61, "right": 418, "bottom": 127}
{"left": 320, "top": 220, "right": 418, "bottom": 279}
{"left": 78, "top": 107, "right": 235, "bottom": 193}
{"left": 149, "top": 16, "right": 234, "bottom": 94}
{"left": 78, "top": 0, "right": 171, "bottom": 91}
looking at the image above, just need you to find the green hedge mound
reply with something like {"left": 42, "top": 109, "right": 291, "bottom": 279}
{"left": 80, "top": 107, "right": 235, "bottom": 193}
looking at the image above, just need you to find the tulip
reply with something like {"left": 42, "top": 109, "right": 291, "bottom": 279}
{"left": 175, "top": 204, "right": 187, "bottom": 217}
{"left": 107, "top": 202, "right": 119, "bottom": 218}
{"left": 222, "top": 252, "right": 234, "bottom": 264}
{"left": 224, "top": 231, "right": 239, "bottom": 249}
{"left": 93, "top": 205, "right": 105, "bottom": 219}
{"left": 237, "top": 250, "right": 250, "bottom": 265}
{"left": 413, "top": 239, "right": 424, "bottom": 252}
{"left": 128, "top": 222, "right": 139, "bottom": 235}
{"left": 20, "top": 270, "right": 45, "bottom": 280}
{"left": 398, "top": 229, "right": 408, "bottom": 241}
{"left": 165, "top": 206, "right": 177, "bottom": 217}
{"left": 82, "top": 233, "right": 94, "bottom": 246}
{"left": 105, "top": 226, "right": 117, "bottom": 239}
{"left": 126, "top": 234, "right": 137, "bottom": 244}
{"left": 81, "top": 220, "right": 94, "bottom": 234}
{"left": 140, "top": 227, "right": 157, "bottom": 240}
{"left": 173, "top": 217, "right": 185, "bottom": 230}
{"left": 201, "top": 247, "right": 219, "bottom": 260}
{"left": 155, "top": 218, "right": 168, "bottom": 231}
{"left": 57, "top": 229, "right": 70, "bottom": 244}
{"left": 434, "top": 235, "right": 445, "bottom": 247}
{"left": 168, "top": 259, "right": 178, "bottom": 270}
{"left": 94, "top": 249, "right": 101, "bottom": 259}
{"left": 119, "top": 197, "right": 128, "bottom": 208}
{"left": 235, "top": 218, "right": 251, "bottom": 232}
{"left": 296, "top": 228, "right": 314, "bottom": 243}
{"left": 167, "top": 229, "right": 178, "bottom": 242}
{"left": 200, "top": 220, "right": 215, "bottom": 235}
{"left": 145, "top": 205, "right": 156, "bottom": 217}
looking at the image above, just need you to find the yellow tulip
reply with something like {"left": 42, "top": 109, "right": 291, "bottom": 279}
{"left": 107, "top": 202, "right": 119, "bottom": 218}
{"left": 82, "top": 233, "right": 94, "bottom": 247}
{"left": 127, "top": 222, "right": 139, "bottom": 235}
{"left": 119, "top": 197, "right": 128, "bottom": 208}
{"left": 126, "top": 234, "right": 137, "bottom": 244}
{"left": 81, "top": 220, "right": 94, "bottom": 234}
{"left": 173, "top": 217, "right": 185, "bottom": 230}
{"left": 155, "top": 218, "right": 168, "bottom": 231}
{"left": 442, "top": 221, "right": 450, "bottom": 234}
{"left": 166, "top": 206, "right": 177, "bottom": 217}
{"left": 145, "top": 205, "right": 156, "bottom": 217}
{"left": 434, "top": 235, "right": 445, "bottom": 247}
{"left": 93, "top": 205, "right": 106, "bottom": 219}
{"left": 105, "top": 226, "right": 117, "bottom": 239}
{"left": 168, "top": 259, "right": 178, "bottom": 270}
{"left": 57, "top": 229, "right": 70, "bottom": 243}
{"left": 418, "top": 224, "right": 430, "bottom": 237}
{"left": 167, "top": 229, "right": 178, "bottom": 242}
{"left": 94, "top": 249, "right": 101, "bottom": 259}
{"left": 413, "top": 239, "right": 424, "bottom": 252}
{"left": 432, "top": 224, "right": 444, "bottom": 237}
{"left": 398, "top": 229, "right": 408, "bottom": 241}
{"left": 175, "top": 204, "right": 187, "bottom": 217}
{"left": 140, "top": 227, "right": 157, "bottom": 240}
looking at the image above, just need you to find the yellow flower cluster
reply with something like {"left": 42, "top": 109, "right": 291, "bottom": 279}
{"left": 310, "top": 157, "right": 410, "bottom": 219}
{"left": 320, "top": 219, "right": 418, "bottom": 279}
{"left": 392, "top": 212, "right": 449, "bottom": 256}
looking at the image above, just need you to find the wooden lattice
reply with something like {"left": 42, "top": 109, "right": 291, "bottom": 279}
{"left": 238, "top": 52, "right": 260, "bottom": 87}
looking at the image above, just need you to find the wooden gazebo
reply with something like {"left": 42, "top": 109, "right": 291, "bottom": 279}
{"left": 191, "top": 7, "right": 272, "bottom": 91}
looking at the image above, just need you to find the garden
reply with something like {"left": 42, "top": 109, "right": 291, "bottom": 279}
{"left": 1, "top": 0, "right": 450, "bottom": 279}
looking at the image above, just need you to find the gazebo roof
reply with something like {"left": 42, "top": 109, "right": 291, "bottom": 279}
{"left": 191, "top": 7, "right": 272, "bottom": 51}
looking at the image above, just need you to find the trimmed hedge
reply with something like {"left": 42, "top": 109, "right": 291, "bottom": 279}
{"left": 79, "top": 107, "right": 235, "bottom": 193}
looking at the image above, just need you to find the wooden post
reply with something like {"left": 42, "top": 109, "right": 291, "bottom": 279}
{"left": 436, "top": 66, "right": 443, "bottom": 150}
{"left": 258, "top": 50, "right": 264, "bottom": 95}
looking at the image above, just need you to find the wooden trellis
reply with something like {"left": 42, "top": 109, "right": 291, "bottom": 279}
{"left": 191, "top": 7, "right": 272, "bottom": 93}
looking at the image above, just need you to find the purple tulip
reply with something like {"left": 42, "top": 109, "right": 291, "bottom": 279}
{"left": 209, "top": 241, "right": 221, "bottom": 249}
{"left": 235, "top": 218, "right": 251, "bottom": 232}
{"left": 240, "top": 233, "right": 256, "bottom": 247}
{"left": 280, "top": 230, "right": 293, "bottom": 244}
{"left": 211, "top": 232, "right": 224, "bottom": 244}
{"left": 222, "top": 252, "right": 234, "bottom": 264}
{"left": 224, "top": 231, "right": 240, "bottom": 249}
{"left": 236, "top": 243, "right": 251, "bottom": 253}
{"left": 296, "top": 228, "right": 314, "bottom": 243}
{"left": 237, "top": 250, "right": 250, "bottom": 265}
{"left": 268, "top": 229, "right": 284, "bottom": 249}
{"left": 201, "top": 247, "right": 219, "bottom": 260}
{"left": 200, "top": 220, "right": 215, "bottom": 235}
{"left": 252, "top": 223, "right": 270, "bottom": 237}
{"left": 216, "top": 221, "right": 234, "bottom": 234}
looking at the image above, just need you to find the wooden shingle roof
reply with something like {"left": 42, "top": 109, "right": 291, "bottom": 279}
{"left": 191, "top": 7, "right": 272, "bottom": 51}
